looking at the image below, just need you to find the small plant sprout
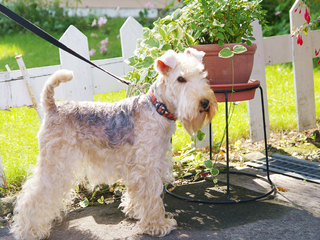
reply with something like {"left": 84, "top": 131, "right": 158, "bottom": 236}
{"left": 97, "top": 196, "right": 104, "bottom": 204}
{"left": 204, "top": 160, "right": 219, "bottom": 180}
{"left": 218, "top": 45, "right": 248, "bottom": 59}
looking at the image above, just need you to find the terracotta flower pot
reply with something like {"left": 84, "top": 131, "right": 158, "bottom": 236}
{"left": 192, "top": 43, "right": 257, "bottom": 85}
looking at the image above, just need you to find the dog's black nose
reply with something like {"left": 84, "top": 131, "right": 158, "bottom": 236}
{"left": 200, "top": 99, "right": 209, "bottom": 110}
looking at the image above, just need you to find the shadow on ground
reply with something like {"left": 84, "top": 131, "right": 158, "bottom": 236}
{"left": 1, "top": 179, "right": 320, "bottom": 240}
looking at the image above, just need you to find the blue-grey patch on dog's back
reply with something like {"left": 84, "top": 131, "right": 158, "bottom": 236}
{"left": 58, "top": 96, "right": 141, "bottom": 149}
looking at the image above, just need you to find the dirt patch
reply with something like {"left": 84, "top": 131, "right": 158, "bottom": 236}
{"left": 236, "top": 126, "right": 320, "bottom": 162}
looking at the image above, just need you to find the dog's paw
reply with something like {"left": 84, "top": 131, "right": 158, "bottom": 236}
{"left": 141, "top": 218, "right": 177, "bottom": 237}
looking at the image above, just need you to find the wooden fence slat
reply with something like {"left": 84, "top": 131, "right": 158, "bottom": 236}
{"left": 0, "top": 156, "right": 7, "bottom": 189}
{"left": 290, "top": 1, "right": 316, "bottom": 131}
{"left": 91, "top": 58, "right": 127, "bottom": 95}
{"left": 263, "top": 34, "right": 293, "bottom": 65}
{"left": 120, "top": 16, "right": 143, "bottom": 75}
{"left": 0, "top": 79, "right": 33, "bottom": 110}
{"left": 247, "top": 20, "right": 270, "bottom": 142}
{"left": 59, "top": 25, "right": 94, "bottom": 101}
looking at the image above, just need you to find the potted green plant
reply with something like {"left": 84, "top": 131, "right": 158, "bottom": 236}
{"left": 179, "top": 0, "right": 268, "bottom": 85}
{"left": 124, "top": 0, "right": 268, "bottom": 91}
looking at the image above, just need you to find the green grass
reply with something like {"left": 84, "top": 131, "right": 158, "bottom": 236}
{"left": 0, "top": 17, "right": 126, "bottom": 72}
{"left": 0, "top": 107, "right": 40, "bottom": 192}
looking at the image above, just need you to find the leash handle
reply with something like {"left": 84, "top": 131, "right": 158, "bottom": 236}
{"left": 0, "top": 4, "right": 143, "bottom": 89}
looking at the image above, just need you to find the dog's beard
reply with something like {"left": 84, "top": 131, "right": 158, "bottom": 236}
{"left": 180, "top": 110, "right": 214, "bottom": 136}
{"left": 178, "top": 88, "right": 218, "bottom": 136}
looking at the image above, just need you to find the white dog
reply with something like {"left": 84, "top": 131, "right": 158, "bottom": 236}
{"left": 10, "top": 48, "right": 218, "bottom": 239}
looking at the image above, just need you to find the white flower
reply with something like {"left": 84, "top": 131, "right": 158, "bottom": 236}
{"left": 91, "top": 19, "right": 97, "bottom": 27}
{"left": 89, "top": 49, "right": 96, "bottom": 56}
{"left": 98, "top": 17, "right": 107, "bottom": 27}
{"left": 100, "top": 37, "right": 108, "bottom": 45}
{"left": 145, "top": 2, "right": 154, "bottom": 9}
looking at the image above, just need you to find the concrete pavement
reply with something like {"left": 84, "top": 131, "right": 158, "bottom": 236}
{"left": 1, "top": 168, "right": 320, "bottom": 240}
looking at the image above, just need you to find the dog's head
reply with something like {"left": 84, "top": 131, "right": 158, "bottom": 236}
{"left": 153, "top": 48, "right": 218, "bottom": 136}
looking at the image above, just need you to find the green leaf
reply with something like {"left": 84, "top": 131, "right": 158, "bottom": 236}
{"left": 218, "top": 39, "right": 224, "bottom": 48}
{"left": 142, "top": 28, "right": 151, "bottom": 38}
{"left": 148, "top": 69, "right": 157, "bottom": 78}
{"left": 172, "top": 26, "right": 184, "bottom": 39}
{"left": 186, "top": 33, "right": 194, "bottom": 46}
{"left": 246, "top": 40, "right": 252, "bottom": 46}
{"left": 167, "top": 22, "right": 178, "bottom": 34}
{"left": 97, "top": 196, "right": 104, "bottom": 204}
{"left": 141, "top": 38, "right": 160, "bottom": 48}
{"left": 210, "top": 168, "right": 219, "bottom": 177}
{"left": 140, "top": 56, "right": 154, "bottom": 68}
{"left": 204, "top": 160, "right": 213, "bottom": 169}
{"left": 177, "top": 42, "right": 185, "bottom": 52}
{"left": 219, "top": 47, "right": 234, "bottom": 58}
{"left": 196, "top": 129, "right": 206, "bottom": 141}
{"left": 233, "top": 45, "right": 247, "bottom": 54}
{"left": 196, "top": 153, "right": 201, "bottom": 161}
{"left": 194, "top": 173, "right": 200, "bottom": 181}
{"left": 124, "top": 56, "right": 137, "bottom": 67}
{"left": 90, "top": 187, "right": 99, "bottom": 200}
{"left": 212, "top": 19, "right": 224, "bottom": 27}
{"left": 183, "top": 147, "right": 196, "bottom": 156}
{"left": 79, "top": 198, "right": 89, "bottom": 208}
{"left": 140, "top": 70, "right": 149, "bottom": 81}
{"left": 159, "top": 27, "right": 167, "bottom": 40}
{"left": 194, "top": 31, "right": 202, "bottom": 40}
{"left": 150, "top": 48, "right": 160, "bottom": 57}
{"left": 217, "top": 32, "right": 225, "bottom": 40}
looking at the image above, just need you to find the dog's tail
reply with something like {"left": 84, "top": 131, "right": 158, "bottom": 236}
{"left": 41, "top": 69, "right": 73, "bottom": 114}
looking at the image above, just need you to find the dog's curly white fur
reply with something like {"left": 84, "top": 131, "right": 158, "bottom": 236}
{"left": 10, "top": 48, "right": 218, "bottom": 239}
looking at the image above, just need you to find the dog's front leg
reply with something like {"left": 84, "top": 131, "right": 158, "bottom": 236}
{"left": 121, "top": 168, "right": 176, "bottom": 237}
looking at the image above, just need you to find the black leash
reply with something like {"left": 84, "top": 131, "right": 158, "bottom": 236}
{"left": 0, "top": 4, "right": 145, "bottom": 91}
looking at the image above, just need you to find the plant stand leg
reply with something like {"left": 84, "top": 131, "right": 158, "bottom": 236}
{"left": 259, "top": 86, "right": 272, "bottom": 184}
{"left": 224, "top": 92, "right": 230, "bottom": 201}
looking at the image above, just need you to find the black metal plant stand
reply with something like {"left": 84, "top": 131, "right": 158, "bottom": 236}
{"left": 165, "top": 84, "right": 276, "bottom": 204}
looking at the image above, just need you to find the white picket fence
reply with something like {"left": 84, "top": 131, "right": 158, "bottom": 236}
{"left": 0, "top": 1, "right": 319, "bottom": 186}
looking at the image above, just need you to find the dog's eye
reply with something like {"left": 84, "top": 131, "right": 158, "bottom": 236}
{"left": 177, "top": 77, "right": 186, "bottom": 83}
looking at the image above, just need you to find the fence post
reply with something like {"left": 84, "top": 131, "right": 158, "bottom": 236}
{"left": 0, "top": 156, "right": 7, "bottom": 189}
{"left": 120, "top": 16, "right": 143, "bottom": 75}
{"left": 15, "top": 55, "right": 44, "bottom": 121}
{"left": 248, "top": 20, "right": 270, "bottom": 142}
{"left": 290, "top": 1, "right": 316, "bottom": 131}
{"left": 59, "top": 25, "right": 94, "bottom": 101}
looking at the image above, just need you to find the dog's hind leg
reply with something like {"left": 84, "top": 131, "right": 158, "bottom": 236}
{"left": 10, "top": 147, "right": 80, "bottom": 240}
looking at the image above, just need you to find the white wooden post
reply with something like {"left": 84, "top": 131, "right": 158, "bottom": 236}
{"left": 120, "top": 17, "right": 143, "bottom": 96}
{"left": 248, "top": 20, "right": 270, "bottom": 142}
{"left": 59, "top": 25, "right": 94, "bottom": 101}
{"left": 15, "top": 55, "right": 44, "bottom": 122}
{"left": 290, "top": 1, "right": 316, "bottom": 131}
{"left": 0, "top": 156, "right": 7, "bottom": 189}
{"left": 120, "top": 16, "right": 143, "bottom": 75}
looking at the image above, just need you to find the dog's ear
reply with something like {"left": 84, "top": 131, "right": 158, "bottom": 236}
{"left": 184, "top": 48, "right": 205, "bottom": 62}
{"left": 154, "top": 50, "right": 177, "bottom": 75}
